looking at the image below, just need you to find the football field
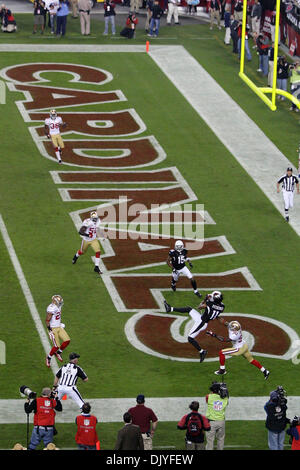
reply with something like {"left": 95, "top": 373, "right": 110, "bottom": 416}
{"left": 1, "top": 11, "right": 300, "bottom": 451}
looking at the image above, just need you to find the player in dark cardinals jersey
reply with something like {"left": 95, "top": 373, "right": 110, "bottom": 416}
{"left": 167, "top": 240, "right": 202, "bottom": 298}
{"left": 164, "top": 291, "right": 226, "bottom": 362}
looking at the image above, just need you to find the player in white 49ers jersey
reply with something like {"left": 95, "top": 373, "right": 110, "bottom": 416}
{"left": 72, "top": 210, "right": 104, "bottom": 275}
{"left": 45, "top": 294, "right": 70, "bottom": 368}
{"left": 44, "top": 109, "right": 67, "bottom": 164}
{"left": 206, "top": 320, "right": 270, "bottom": 380}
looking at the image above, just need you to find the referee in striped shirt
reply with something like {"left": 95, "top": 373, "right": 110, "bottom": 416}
{"left": 53, "top": 352, "right": 88, "bottom": 409}
{"left": 277, "top": 167, "right": 299, "bottom": 222}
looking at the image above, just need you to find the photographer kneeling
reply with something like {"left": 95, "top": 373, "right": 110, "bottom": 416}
{"left": 205, "top": 382, "right": 229, "bottom": 450}
{"left": 287, "top": 416, "right": 300, "bottom": 450}
{"left": 24, "top": 387, "right": 62, "bottom": 450}
{"left": 264, "top": 386, "right": 290, "bottom": 450}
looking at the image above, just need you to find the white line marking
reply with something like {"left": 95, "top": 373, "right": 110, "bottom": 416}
{"left": 0, "top": 214, "right": 58, "bottom": 374}
{"left": 1, "top": 396, "right": 300, "bottom": 423}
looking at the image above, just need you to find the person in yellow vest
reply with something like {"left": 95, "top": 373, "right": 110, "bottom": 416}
{"left": 289, "top": 61, "right": 300, "bottom": 112}
{"left": 205, "top": 381, "right": 229, "bottom": 450}
{"left": 287, "top": 416, "right": 300, "bottom": 450}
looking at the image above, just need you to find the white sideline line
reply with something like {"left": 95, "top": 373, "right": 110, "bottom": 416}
{"left": 0, "top": 214, "right": 58, "bottom": 375}
{"left": 1, "top": 396, "right": 300, "bottom": 423}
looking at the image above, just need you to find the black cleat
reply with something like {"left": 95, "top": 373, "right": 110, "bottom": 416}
{"left": 263, "top": 369, "right": 270, "bottom": 380}
{"left": 214, "top": 368, "right": 227, "bottom": 375}
{"left": 199, "top": 350, "right": 207, "bottom": 363}
{"left": 94, "top": 266, "right": 103, "bottom": 275}
{"left": 171, "top": 283, "right": 176, "bottom": 292}
{"left": 194, "top": 291, "right": 202, "bottom": 298}
{"left": 164, "top": 300, "right": 171, "bottom": 313}
{"left": 72, "top": 255, "right": 78, "bottom": 264}
{"left": 285, "top": 216, "right": 289, "bottom": 222}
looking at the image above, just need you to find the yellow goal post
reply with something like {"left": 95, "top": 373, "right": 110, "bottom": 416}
{"left": 239, "top": 0, "right": 300, "bottom": 111}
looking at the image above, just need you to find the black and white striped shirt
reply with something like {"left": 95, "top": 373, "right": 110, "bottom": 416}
{"left": 277, "top": 174, "right": 299, "bottom": 191}
{"left": 56, "top": 363, "right": 87, "bottom": 387}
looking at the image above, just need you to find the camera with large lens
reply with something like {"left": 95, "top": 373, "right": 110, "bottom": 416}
{"left": 19, "top": 385, "right": 37, "bottom": 400}
{"left": 272, "top": 386, "right": 287, "bottom": 406}
{"left": 210, "top": 381, "right": 229, "bottom": 399}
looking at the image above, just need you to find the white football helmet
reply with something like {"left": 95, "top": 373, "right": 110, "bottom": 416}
{"left": 52, "top": 295, "right": 64, "bottom": 308}
{"left": 90, "top": 211, "right": 98, "bottom": 222}
{"left": 229, "top": 320, "right": 241, "bottom": 332}
{"left": 50, "top": 109, "right": 57, "bottom": 120}
{"left": 175, "top": 240, "right": 184, "bottom": 252}
{"left": 211, "top": 290, "right": 223, "bottom": 302}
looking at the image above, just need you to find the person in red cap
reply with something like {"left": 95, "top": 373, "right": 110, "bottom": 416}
{"left": 128, "top": 395, "right": 158, "bottom": 450}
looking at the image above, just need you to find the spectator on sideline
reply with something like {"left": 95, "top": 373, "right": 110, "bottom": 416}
{"left": 187, "top": 0, "right": 199, "bottom": 15}
{"left": 289, "top": 61, "right": 300, "bottom": 112}
{"left": 209, "top": 0, "right": 221, "bottom": 30}
{"left": 166, "top": 0, "right": 180, "bottom": 25}
{"left": 103, "top": 0, "right": 116, "bottom": 35}
{"left": 1, "top": 7, "right": 16, "bottom": 32}
{"left": 70, "top": 0, "right": 78, "bottom": 18}
{"left": 33, "top": 0, "right": 46, "bottom": 34}
{"left": 256, "top": 32, "right": 269, "bottom": 76}
{"left": 24, "top": 387, "right": 62, "bottom": 450}
{"left": 145, "top": 0, "right": 153, "bottom": 32}
{"left": 56, "top": 0, "right": 69, "bottom": 36}
{"left": 230, "top": 16, "right": 239, "bottom": 53}
{"left": 233, "top": 0, "right": 243, "bottom": 21}
{"left": 237, "top": 21, "right": 252, "bottom": 61}
{"left": 130, "top": 0, "right": 140, "bottom": 14}
{"left": 250, "top": 0, "right": 261, "bottom": 38}
{"left": 177, "top": 401, "right": 211, "bottom": 450}
{"left": 270, "top": 8, "right": 276, "bottom": 43}
{"left": 205, "top": 382, "right": 229, "bottom": 450}
{"left": 277, "top": 56, "right": 289, "bottom": 101}
{"left": 44, "top": 0, "right": 59, "bottom": 34}
{"left": 267, "top": 42, "right": 274, "bottom": 87}
{"left": 287, "top": 416, "right": 300, "bottom": 450}
{"left": 120, "top": 12, "right": 138, "bottom": 38}
{"left": 128, "top": 394, "right": 158, "bottom": 450}
{"left": 148, "top": 0, "right": 163, "bottom": 37}
{"left": 264, "top": 389, "right": 289, "bottom": 450}
{"left": 115, "top": 412, "right": 144, "bottom": 450}
{"left": 75, "top": 402, "right": 99, "bottom": 450}
{"left": 224, "top": 0, "right": 232, "bottom": 45}
{"left": 78, "top": 0, "right": 92, "bottom": 35}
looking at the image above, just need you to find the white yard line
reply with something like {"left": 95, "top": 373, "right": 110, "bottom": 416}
{"left": 0, "top": 214, "right": 58, "bottom": 375}
{"left": 1, "top": 396, "right": 300, "bottom": 423}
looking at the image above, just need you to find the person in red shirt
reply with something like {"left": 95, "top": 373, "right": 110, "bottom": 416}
{"left": 75, "top": 402, "right": 99, "bottom": 450}
{"left": 24, "top": 387, "right": 62, "bottom": 450}
{"left": 128, "top": 394, "right": 158, "bottom": 450}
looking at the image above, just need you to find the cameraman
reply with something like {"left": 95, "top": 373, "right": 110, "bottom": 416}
{"left": 286, "top": 416, "right": 300, "bottom": 450}
{"left": 205, "top": 382, "right": 229, "bottom": 450}
{"left": 289, "top": 61, "right": 300, "bottom": 112}
{"left": 177, "top": 401, "right": 211, "bottom": 450}
{"left": 24, "top": 387, "right": 62, "bottom": 450}
{"left": 264, "top": 387, "right": 289, "bottom": 450}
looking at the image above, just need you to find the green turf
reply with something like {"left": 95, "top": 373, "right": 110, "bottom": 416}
{"left": 1, "top": 15, "right": 300, "bottom": 451}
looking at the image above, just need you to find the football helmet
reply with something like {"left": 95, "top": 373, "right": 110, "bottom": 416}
{"left": 229, "top": 321, "right": 241, "bottom": 332}
{"left": 175, "top": 240, "right": 184, "bottom": 252}
{"left": 50, "top": 109, "right": 57, "bottom": 120}
{"left": 211, "top": 290, "right": 223, "bottom": 302}
{"left": 90, "top": 211, "right": 98, "bottom": 222}
{"left": 52, "top": 295, "right": 64, "bottom": 308}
